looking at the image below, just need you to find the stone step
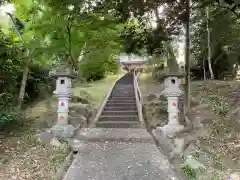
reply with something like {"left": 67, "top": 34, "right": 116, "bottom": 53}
{"left": 112, "top": 90, "right": 134, "bottom": 92}
{"left": 105, "top": 103, "right": 136, "bottom": 107}
{"left": 104, "top": 107, "right": 137, "bottom": 111}
{"left": 114, "top": 85, "right": 134, "bottom": 88}
{"left": 110, "top": 93, "right": 135, "bottom": 96}
{"left": 109, "top": 94, "right": 135, "bottom": 98}
{"left": 74, "top": 128, "right": 153, "bottom": 143}
{"left": 107, "top": 100, "right": 136, "bottom": 104}
{"left": 113, "top": 87, "right": 134, "bottom": 89}
{"left": 96, "top": 121, "right": 140, "bottom": 128}
{"left": 108, "top": 97, "right": 135, "bottom": 101}
{"left": 112, "top": 87, "right": 134, "bottom": 89}
{"left": 111, "top": 91, "right": 134, "bottom": 93}
{"left": 99, "top": 115, "right": 138, "bottom": 121}
{"left": 111, "top": 88, "right": 134, "bottom": 91}
{"left": 112, "top": 86, "right": 133, "bottom": 88}
{"left": 111, "top": 91, "right": 134, "bottom": 94}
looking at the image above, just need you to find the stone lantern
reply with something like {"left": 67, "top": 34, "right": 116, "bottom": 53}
{"left": 49, "top": 62, "right": 77, "bottom": 138}
{"left": 157, "top": 72, "right": 185, "bottom": 137}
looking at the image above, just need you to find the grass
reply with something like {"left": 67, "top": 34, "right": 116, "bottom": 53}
{"left": 72, "top": 74, "right": 122, "bottom": 106}
{"left": 139, "top": 72, "right": 152, "bottom": 94}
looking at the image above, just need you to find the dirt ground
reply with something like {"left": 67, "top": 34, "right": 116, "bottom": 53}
{"left": 140, "top": 73, "right": 240, "bottom": 179}
{"left": 0, "top": 98, "right": 70, "bottom": 180}
{"left": 0, "top": 74, "right": 120, "bottom": 180}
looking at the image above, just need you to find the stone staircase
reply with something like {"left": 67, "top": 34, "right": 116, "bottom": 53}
{"left": 96, "top": 73, "right": 141, "bottom": 128}
{"left": 63, "top": 72, "right": 181, "bottom": 180}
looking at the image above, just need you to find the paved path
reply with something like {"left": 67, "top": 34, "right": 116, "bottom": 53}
{"left": 63, "top": 129, "right": 180, "bottom": 180}
{"left": 63, "top": 74, "right": 181, "bottom": 180}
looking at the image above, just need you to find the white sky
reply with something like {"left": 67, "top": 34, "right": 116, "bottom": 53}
{"left": 0, "top": 3, "right": 15, "bottom": 13}
{"left": 0, "top": 3, "right": 15, "bottom": 30}
{"left": 148, "top": 6, "right": 185, "bottom": 64}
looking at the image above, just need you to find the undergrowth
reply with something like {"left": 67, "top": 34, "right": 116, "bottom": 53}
{"left": 181, "top": 164, "right": 197, "bottom": 180}
{"left": 209, "top": 94, "right": 230, "bottom": 117}
{"left": 0, "top": 107, "right": 23, "bottom": 131}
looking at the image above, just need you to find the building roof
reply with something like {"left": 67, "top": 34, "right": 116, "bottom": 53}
{"left": 118, "top": 53, "right": 148, "bottom": 63}
{"left": 122, "top": 61, "right": 146, "bottom": 64}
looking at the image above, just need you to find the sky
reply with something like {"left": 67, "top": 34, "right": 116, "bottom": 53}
{"left": 177, "top": 36, "right": 185, "bottom": 64}
{"left": 149, "top": 6, "right": 185, "bottom": 64}
{"left": 0, "top": 3, "right": 14, "bottom": 13}
{"left": 0, "top": 3, "right": 15, "bottom": 31}
{"left": 0, "top": 3, "right": 185, "bottom": 64}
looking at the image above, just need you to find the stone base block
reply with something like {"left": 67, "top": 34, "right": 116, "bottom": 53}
{"left": 156, "top": 124, "right": 184, "bottom": 138}
{"left": 153, "top": 128, "right": 174, "bottom": 156}
{"left": 154, "top": 125, "right": 185, "bottom": 157}
{"left": 51, "top": 124, "right": 75, "bottom": 138}
{"left": 71, "top": 139, "right": 82, "bottom": 152}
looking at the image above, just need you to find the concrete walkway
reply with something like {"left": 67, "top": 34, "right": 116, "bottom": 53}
{"left": 63, "top": 128, "right": 180, "bottom": 180}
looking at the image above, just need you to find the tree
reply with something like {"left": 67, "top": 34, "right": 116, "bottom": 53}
{"left": 1, "top": 0, "right": 126, "bottom": 111}
{"left": 191, "top": 1, "right": 240, "bottom": 80}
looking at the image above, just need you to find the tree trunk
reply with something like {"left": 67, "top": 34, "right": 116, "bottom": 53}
{"left": 206, "top": 7, "right": 214, "bottom": 80}
{"left": 203, "top": 58, "right": 206, "bottom": 81}
{"left": 17, "top": 49, "right": 31, "bottom": 109}
{"left": 67, "top": 24, "right": 74, "bottom": 69}
{"left": 184, "top": 0, "right": 191, "bottom": 115}
{"left": 166, "top": 42, "right": 179, "bottom": 73}
{"left": 67, "top": 17, "right": 77, "bottom": 70}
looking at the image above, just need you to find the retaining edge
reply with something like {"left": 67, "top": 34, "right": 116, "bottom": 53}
{"left": 89, "top": 74, "right": 125, "bottom": 127}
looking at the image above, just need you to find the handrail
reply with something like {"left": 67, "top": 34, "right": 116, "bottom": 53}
{"left": 133, "top": 67, "right": 145, "bottom": 128}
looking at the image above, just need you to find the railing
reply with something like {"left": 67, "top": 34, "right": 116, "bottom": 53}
{"left": 133, "top": 67, "right": 145, "bottom": 128}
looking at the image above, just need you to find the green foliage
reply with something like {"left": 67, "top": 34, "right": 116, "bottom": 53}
{"left": 209, "top": 95, "right": 230, "bottom": 116}
{"left": 190, "top": 2, "right": 240, "bottom": 79}
{"left": 80, "top": 59, "right": 107, "bottom": 81}
{"left": 0, "top": 27, "right": 52, "bottom": 129}
{"left": 0, "top": 107, "right": 20, "bottom": 130}
{"left": 26, "top": 64, "right": 54, "bottom": 101}
{"left": 181, "top": 164, "right": 197, "bottom": 180}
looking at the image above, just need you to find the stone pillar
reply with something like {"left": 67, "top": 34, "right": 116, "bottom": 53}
{"left": 57, "top": 95, "right": 69, "bottom": 126}
{"left": 49, "top": 63, "right": 77, "bottom": 138}
{"left": 167, "top": 96, "right": 179, "bottom": 125}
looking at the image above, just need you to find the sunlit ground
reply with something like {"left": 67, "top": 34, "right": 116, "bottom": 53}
{"left": 72, "top": 74, "right": 122, "bottom": 106}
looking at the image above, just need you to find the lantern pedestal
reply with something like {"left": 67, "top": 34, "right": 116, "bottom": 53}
{"left": 49, "top": 63, "right": 77, "bottom": 138}
{"left": 51, "top": 124, "right": 75, "bottom": 138}
{"left": 51, "top": 94, "right": 75, "bottom": 138}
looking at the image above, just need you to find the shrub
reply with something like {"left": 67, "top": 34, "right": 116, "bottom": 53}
{"left": 25, "top": 65, "right": 54, "bottom": 102}
{"left": 181, "top": 164, "right": 197, "bottom": 180}
{"left": 209, "top": 95, "right": 230, "bottom": 116}
{"left": 80, "top": 59, "right": 107, "bottom": 81}
{"left": 0, "top": 107, "right": 20, "bottom": 130}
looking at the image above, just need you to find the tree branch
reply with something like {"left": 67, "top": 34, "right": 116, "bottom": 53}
{"left": 211, "top": 3, "right": 240, "bottom": 19}
{"left": 66, "top": 14, "right": 77, "bottom": 69}
{"left": 193, "top": 1, "right": 240, "bottom": 20}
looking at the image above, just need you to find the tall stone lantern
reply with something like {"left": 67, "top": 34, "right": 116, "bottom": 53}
{"left": 157, "top": 72, "right": 185, "bottom": 137}
{"left": 49, "top": 62, "right": 77, "bottom": 138}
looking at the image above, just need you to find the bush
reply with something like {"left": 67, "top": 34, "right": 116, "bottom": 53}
{"left": 25, "top": 65, "right": 54, "bottom": 102}
{"left": 209, "top": 95, "right": 230, "bottom": 116}
{"left": 80, "top": 60, "right": 106, "bottom": 81}
{"left": 0, "top": 108, "right": 20, "bottom": 130}
{"left": 181, "top": 164, "right": 197, "bottom": 179}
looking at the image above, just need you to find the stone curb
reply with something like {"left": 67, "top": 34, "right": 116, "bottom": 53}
{"left": 55, "top": 151, "right": 74, "bottom": 180}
